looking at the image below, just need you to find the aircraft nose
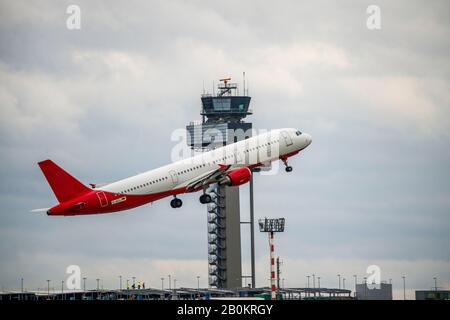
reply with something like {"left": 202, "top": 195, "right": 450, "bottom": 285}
{"left": 303, "top": 133, "right": 312, "bottom": 146}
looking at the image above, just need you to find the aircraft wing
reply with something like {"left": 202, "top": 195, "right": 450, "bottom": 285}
{"left": 185, "top": 164, "right": 233, "bottom": 192}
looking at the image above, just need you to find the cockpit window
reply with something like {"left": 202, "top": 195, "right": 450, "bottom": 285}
{"left": 295, "top": 130, "right": 302, "bottom": 136}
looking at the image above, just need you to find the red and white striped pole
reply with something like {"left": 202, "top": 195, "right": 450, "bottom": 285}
{"left": 269, "top": 231, "right": 276, "bottom": 300}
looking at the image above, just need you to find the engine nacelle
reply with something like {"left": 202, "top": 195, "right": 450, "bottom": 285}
{"left": 219, "top": 167, "right": 251, "bottom": 187}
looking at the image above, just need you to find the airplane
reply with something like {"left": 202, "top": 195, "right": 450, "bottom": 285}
{"left": 36, "top": 128, "right": 312, "bottom": 216}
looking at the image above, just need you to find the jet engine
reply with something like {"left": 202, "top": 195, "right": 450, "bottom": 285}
{"left": 219, "top": 167, "right": 251, "bottom": 186}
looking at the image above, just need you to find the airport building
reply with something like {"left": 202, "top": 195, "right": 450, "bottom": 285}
{"left": 415, "top": 290, "right": 450, "bottom": 300}
{"left": 355, "top": 283, "right": 393, "bottom": 300}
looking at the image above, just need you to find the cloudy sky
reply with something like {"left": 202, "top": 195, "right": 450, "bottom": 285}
{"left": 0, "top": 0, "right": 449, "bottom": 299}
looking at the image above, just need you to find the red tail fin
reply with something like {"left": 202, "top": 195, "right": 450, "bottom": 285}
{"left": 38, "top": 160, "right": 90, "bottom": 203}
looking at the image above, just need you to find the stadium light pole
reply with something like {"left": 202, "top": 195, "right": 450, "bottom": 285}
{"left": 161, "top": 277, "right": 164, "bottom": 290}
{"left": 353, "top": 275, "right": 357, "bottom": 298}
{"left": 433, "top": 277, "right": 437, "bottom": 291}
{"left": 337, "top": 274, "right": 341, "bottom": 289}
{"left": 259, "top": 217, "right": 285, "bottom": 300}
{"left": 96, "top": 278, "right": 100, "bottom": 291}
{"left": 307, "top": 275, "right": 310, "bottom": 298}
{"left": 312, "top": 274, "right": 315, "bottom": 289}
{"left": 197, "top": 276, "right": 200, "bottom": 299}
{"left": 46, "top": 280, "right": 50, "bottom": 297}
{"left": 119, "top": 275, "right": 122, "bottom": 291}
{"left": 168, "top": 275, "right": 171, "bottom": 290}
{"left": 83, "top": 277, "right": 86, "bottom": 292}
{"left": 20, "top": 277, "right": 24, "bottom": 301}
{"left": 402, "top": 276, "right": 406, "bottom": 300}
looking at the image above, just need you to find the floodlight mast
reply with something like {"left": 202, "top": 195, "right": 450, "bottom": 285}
{"left": 259, "top": 218, "right": 285, "bottom": 300}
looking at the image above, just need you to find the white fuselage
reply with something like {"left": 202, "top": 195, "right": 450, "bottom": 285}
{"left": 100, "top": 128, "right": 311, "bottom": 196}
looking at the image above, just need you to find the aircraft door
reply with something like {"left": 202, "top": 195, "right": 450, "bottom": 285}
{"left": 96, "top": 191, "right": 108, "bottom": 208}
{"left": 281, "top": 130, "right": 293, "bottom": 147}
{"left": 169, "top": 170, "right": 178, "bottom": 185}
{"left": 235, "top": 150, "right": 243, "bottom": 164}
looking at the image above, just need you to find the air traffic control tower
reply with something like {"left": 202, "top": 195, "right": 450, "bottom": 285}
{"left": 186, "top": 78, "right": 252, "bottom": 289}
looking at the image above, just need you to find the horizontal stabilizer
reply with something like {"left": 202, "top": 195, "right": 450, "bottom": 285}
{"left": 30, "top": 208, "right": 49, "bottom": 213}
